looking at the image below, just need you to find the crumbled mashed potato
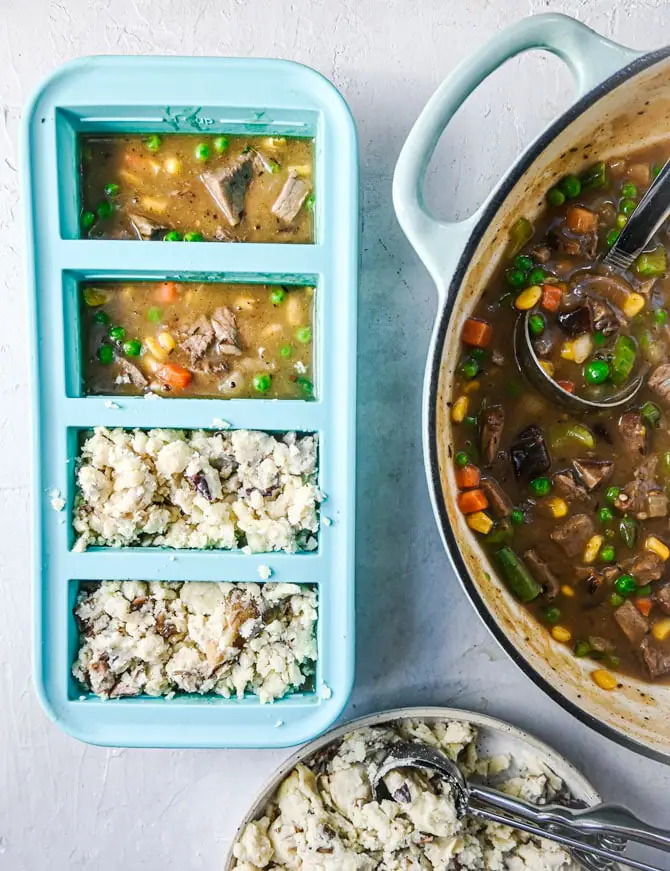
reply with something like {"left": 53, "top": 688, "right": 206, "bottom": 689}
{"left": 73, "top": 581, "right": 317, "bottom": 702}
{"left": 73, "top": 427, "right": 320, "bottom": 552}
{"left": 231, "top": 720, "right": 580, "bottom": 870}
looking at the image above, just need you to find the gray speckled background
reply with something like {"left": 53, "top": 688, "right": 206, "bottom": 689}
{"left": 2, "top": 0, "right": 670, "bottom": 868}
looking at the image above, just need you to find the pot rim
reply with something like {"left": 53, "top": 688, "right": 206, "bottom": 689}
{"left": 426, "top": 44, "right": 670, "bottom": 765}
{"left": 223, "top": 704, "right": 603, "bottom": 870}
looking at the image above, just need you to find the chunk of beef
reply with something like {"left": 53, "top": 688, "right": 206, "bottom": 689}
{"left": 479, "top": 478, "right": 513, "bottom": 518}
{"left": 188, "top": 472, "right": 213, "bottom": 501}
{"left": 572, "top": 458, "right": 614, "bottom": 491}
{"left": 615, "top": 481, "right": 668, "bottom": 520}
{"left": 272, "top": 170, "right": 310, "bottom": 223}
{"left": 201, "top": 154, "right": 254, "bottom": 227}
{"left": 117, "top": 358, "right": 148, "bottom": 388}
{"left": 128, "top": 212, "right": 166, "bottom": 240}
{"left": 556, "top": 306, "right": 592, "bottom": 337}
{"left": 491, "top": 349, "right": 505, "bottom": 366}
{"left": 552, "top": 470, "right": 589, "bottom": 503}
{"left": 588, "top": 298, "right": 620, "bottom": 336}
{"left": 624, "top": 552, "right": 664, "bottom": 584}
{"left": 614, "top": 600, "right": 649, "bottom": 645}
{"left": 211, "top": 306, "right": 242, "bottom": 355}
{"left": 533, "top": 333, "right": 554, "bottom": 357}
{"left": 510, "top": 425, "right": 550, "bottom": 481}
{"left": 551, "top": 514, "right": 594, "bottom": 558}
{"left": 547, "top": 224, "right": 597, "bottom": 259}
{"left": 653, "top": 582, "right": 670, "bottom": 616}
{"left": 531, "top": 245, "right": 551, "bottom": 264}
{"left": 180, "top": 315, "right": 215, "bottom": 366}
{"left": 648, "top": 364, "right": 670, "bottom": 405}
{"left": 640, "top": 636, "right": 670, "bottom": 679}
{"left": 480, "top": 405, "right": 505, "bottom": 467}
{"left": 523, "top": 549, "right": 560, "bottom": 599}
{"left": 618, "top": 412, "right": 647, "bottom": 456}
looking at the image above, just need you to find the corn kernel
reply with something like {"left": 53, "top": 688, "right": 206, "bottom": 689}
{"left": 141, "top": 195, "right": 168, "bottom": 213}
{"left": 466, "top": 511, "right": 493, "bottom": 535}
{"left": 164, "top": 156, "right": 182, "bottom": 175}
{"left": 144, "top": 336, "right": 166, "bottom": 359}
{"left": 592, "top": 669, "right": 618, "bottom": 691}
{"left": 451, "top": 396, "right": 469, "bottom": 423}
{"left": 583, "top": 534, "right": 604, "bottom": 564}
{"left": 288, "top": 163, "right": 312, "bottom": 177}
{"left": 547, "top": 497, "right": 568, "bottom": 519}
{"left": 551, "top": 625, "right": 572, "bottom": 643}
{"left": 623, "top": 292, "right": 645, "bottom": 318}
{"left": 560, "top": 341, "right": 575, "bottom": 361}
{"left": 644, "top": 535, "right": 670, "bottom": 561}
{"left": 158, "top": 331, "right": 176, "bottom": 353}
{"left": 652, "top": 618, "right": 670, "bottom": 641}
{"left": 561, "top": 585, "right": 575, "bottom": 598}
{"left": 514, "top": 285, "right": 542, "bottom": 310}
{"left": 463, "top": 380, "right": 480, "bottom": 394}
{"left": 539, "top": 360, "right": 555, "bottom": 378}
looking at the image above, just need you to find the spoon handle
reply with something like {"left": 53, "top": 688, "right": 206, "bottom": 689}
{"left": 604, "top": 159, "right": 670, "bottom": 271}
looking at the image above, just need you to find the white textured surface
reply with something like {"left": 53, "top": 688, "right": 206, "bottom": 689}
{"left": 2, "top": 1, "right": 670, "bottom": 868}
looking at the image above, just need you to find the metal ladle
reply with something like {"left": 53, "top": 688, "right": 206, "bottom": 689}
{"left": 371, "top": 741, "right": 670, "bottom": 871}
{"left": 515, "top": 158, "right": 670, "bottom": 412}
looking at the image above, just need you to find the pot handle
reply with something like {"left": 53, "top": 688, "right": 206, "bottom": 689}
{"left": 393, "top": 12, "right": 643, "bottom": 298}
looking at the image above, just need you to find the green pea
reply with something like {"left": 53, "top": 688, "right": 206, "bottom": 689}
{"left": 620, "top": 197, "right": 636, "bottom": 216}
{"left": 529, "top": 314, "right": 546, "bottom": 337}
{"left": 510, "top": 509, "right": 525, "bottom": 526}
{"left": 145, "top": 134, "right": 162, "bottom": 153}
{"left": 560, "top": 174, "right": 581, "bottom": 198}
{"left": 96, "top": 199, "right": 113, "bottom": 220}
{"left": 80, "top": 210, "right": 96, "bottom": 231}
{"left": 544, "top": 606, "right": 561, "bottom": 625}
{"left": 98, "top": 344, "right": 114, "bottom": 365}
{"left": 295, "top": 326, "right": 312, "bottom": 344}
{"left": 123, "top": 339, "right": 142, "bottom": 357}
{"left": 505, "top": 268, "right": 526, "bottom": 289}
{"left": 599, "top": 544, "right": 616, "bottom": 563}
{"left": 514, "top": 254, "right": 533, "bottom": 272}
{"left": 574, "top": 640, "right": 592, "bottom": 658}
{"left": 599, "top": 506, "right": 614, "bottom": 524}
{"left": 610, "top": 592, "right": 625, "bottom": 607}
{"left": 584, "top": 358, "right": 610, "bottom": 385}
{"left": 184, "top": 231, "right": 204, "bottom": 242}
{"left": 147, "top": 307, "right": 162, "bottom": 323}
{"left": 614, "top": 574, "right": 637, "bottom": 596}
{"left": 94, "top": 310, "right": 110, "bottom": 325}
{"left": 163, "top": 230, "right": 182, "bottom": 242}
{"left": 655, "top": 308, "right": 668, "bottom": 326}
{"left": 604, "top": 528, "right": 616, "bottom": 539}
{"left": 305, "top": 193, "right": 315, "bottom": 211}
{"left": 279, "top": 344, "right": 292, "bottom": 358}
{"left": 616, "top": 213, "right": 627, "bottom": 229}
{"left": 606, "top": 229, "right": 620, "bottom": 248}
{"left": 470, "top": 348, "right": 487, "bottom": 361}
{"left": 213, "top": 136, "right": 228, "bottom": 153}
{"left": 605, "top": 486, "right": 620, "bottom": 505}
{"left": 252, "top": 373, "right": 272, "bottom": 394}
{"left": 528, "top": 267, "right": 546, "bottom": 286}
{"left": 464, "top": 415, "right": 477, "bottom": 426}
{"left": 271, "top": 288, "right": 286, "bottom": 306}
{"left": 455, "top": 451, "right": 469, "bottom": 468}
{"left": 653, "top": 163, "right": 662, "bottom": 179}
{"left": 547, "top": 186, "right": 566, "bottom": 207}
{"left": 529, "top": 476, "right": 551, "bottom": 497}
{"left": 104, "top": 182, "right": 120, "bottom": 197}
{"left": 297, "top": 377, "right": 314, "bottom": 397}
{"left": 195, "top": 143, "right": 210, "bottom": 161}
{"left": 593, "top": 331, "right": 606, "bottom": 347}
{"left": 506, "top": 379, "right": 522, "bottom": 398}
{"left": 460, "top": 357, "right": 479, "bottom": 380}
{"left": 621, "top": 181, "right": 637, "bottom": 198}
{"left": 637, "top": 584, "right": 652, "bottom": 597}
{"left": 109, "top": 326, "right": 126, "bottom": 341}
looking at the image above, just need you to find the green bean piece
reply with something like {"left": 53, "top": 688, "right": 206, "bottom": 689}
{"left": 213, "top": 136, "right": 228, "bottom": 153}
{"left": 98, "top": 344, "right": 114, "bottom": 365}
{"left": 580, "top": 161, "right": 607, "bottom": 189}
{"left": 485, "top": 519, "right": 514, "bottom": 545}
{"left": 635, "top": 245, "right": 667, "bottom": 277}
{"left": 547, "top": 187, "right": 566, "bottom": 207}
{"left": 641, "top": 401, "right": 661, "bottom": 428}
{"left": 494, "top": 547, "right": 542, "bottom": 603}
{"left": 549, "top": 422, "right": 594, "bottom": 450}
{"left": 606, "top": 229, "right": 620, "bottom": 248}
{"left": 653, "top": 163, "right": 663, "bottom": 179}
{"left": 559, "top": 174, "right": 581, "bottom": 198}
{"left": 610, "top": 335, "right": 637, "bottom": 385}
{"left": 506, "top": 217, "right": 533, "bottom": 259}
{"left": 618, "top": 515, "right": 638, "bottom": 549}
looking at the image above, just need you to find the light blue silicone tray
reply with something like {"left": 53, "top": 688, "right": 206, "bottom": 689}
{"left": 23, "top": 57, "right": 358, "bottom": 748}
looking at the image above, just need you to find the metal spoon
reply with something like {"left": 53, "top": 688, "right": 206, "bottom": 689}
{"left": 371, "top": 741, "right": 670, "bottom": 871}
{"left": 515, "top": 159, "right": 670, "bottom": 412}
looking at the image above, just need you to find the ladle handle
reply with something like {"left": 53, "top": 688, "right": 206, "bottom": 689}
{"left": 607, "top": 159, "right": 670, "bottom": 268}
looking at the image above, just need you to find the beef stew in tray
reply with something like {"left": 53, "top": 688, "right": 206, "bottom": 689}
{"left": 451, "top": 146, "right": 670, "bottom": 686}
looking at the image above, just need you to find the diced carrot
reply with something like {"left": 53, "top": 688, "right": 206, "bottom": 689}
{"left": 455, "top": 464, "right": 481, "bottom": 490}
{"left": 457, "top": 488, "right": 489, "bottom": 514}
{"left": 565, "top": 204, "right": 598, "bottom": 234}
{"left": 541, "top": 284, "right": 562, "bottom": 313}
{"left": 156, "top": 362, "right": 192, "bottom": 390}
{"left": 635, "top": 598, "right": 653, "bottom": 618}
{"left": 556, "top": 379, "right": 575, "bottom": 394}
{"left": 157, "top": 281, "right": 178, "bottom": 303}
{"left": 461, "top": 318, "right": 493, "bottom": 348}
